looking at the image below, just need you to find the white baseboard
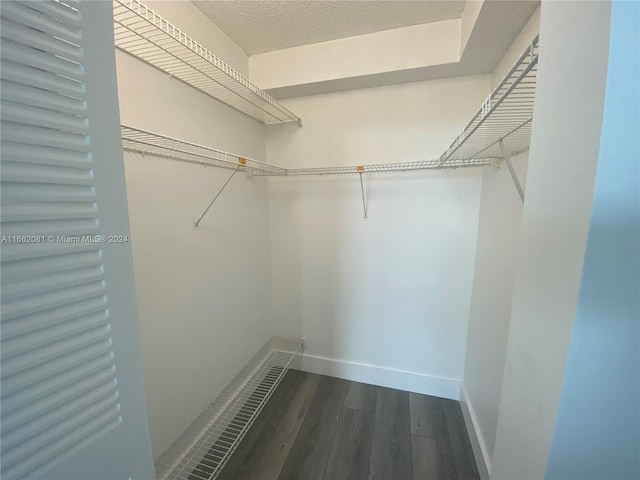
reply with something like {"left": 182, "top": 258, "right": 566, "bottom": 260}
{"left": 291, "top": 352, "right": 461, "bottom": 400}
{"left": 459, "top": 384, "right": 491, "bottom": 480}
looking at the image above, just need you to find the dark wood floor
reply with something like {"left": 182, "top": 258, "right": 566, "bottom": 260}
{"left": 217, "top": 370, "right": 479, "bottom": 480}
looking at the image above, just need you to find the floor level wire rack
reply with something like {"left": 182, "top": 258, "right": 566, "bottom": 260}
{"left": 154, "top": 338, "right": 303, "bottom": 480}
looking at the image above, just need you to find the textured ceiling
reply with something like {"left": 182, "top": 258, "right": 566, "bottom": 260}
{"left": 192, "top": 1, "right": 466, "bottom": 55}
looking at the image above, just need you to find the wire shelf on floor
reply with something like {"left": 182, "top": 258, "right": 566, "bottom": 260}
{"left": 253, "top": 157, "right": 492, "bottom": 176}
{"left": 440, "top": 35, "right": 539, "bottom": 163}
{"left": 112, "top": 0, "right": 301, "bottom": 126}
{"left": 154, "top": 337, "right": 303, "bottom": 480}
{"left": 121, "top": 125, "right": 285, "bottom": 175}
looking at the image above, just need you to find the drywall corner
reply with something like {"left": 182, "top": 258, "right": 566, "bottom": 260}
{"left": 460, "top": 384, "right": 491, "bottom": 480}
{"left": 490, "top": 1, "right": 612, "bottom": 478}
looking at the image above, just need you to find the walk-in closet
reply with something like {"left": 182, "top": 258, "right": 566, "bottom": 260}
{"left": 1, "top": 1, "right": 638, "bottom": 480}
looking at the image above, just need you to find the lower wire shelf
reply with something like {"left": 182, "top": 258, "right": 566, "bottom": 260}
{"left": 154, "top": 337, "right": 303, "bottom": 480}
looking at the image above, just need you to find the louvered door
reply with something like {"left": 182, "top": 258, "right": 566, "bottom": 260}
{"left": 0, "top": 1, "right": 155, "bottom": 479}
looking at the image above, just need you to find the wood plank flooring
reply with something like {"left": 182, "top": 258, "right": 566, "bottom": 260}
{"left": 216, "top": 370, "right": 479, "bottom": 480}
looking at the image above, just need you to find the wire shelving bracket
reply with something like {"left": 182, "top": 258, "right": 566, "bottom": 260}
{"left": 193, "top": 164, "right": 242, "bottom": 227}
{"left": 498, "top": 139, "right": 525, "bottom": 202}
{"left": 112, "top": 0, "right": 302, "bottom": 126}
{"left": 358, "top": 167, "right": 368, "bottom": 219}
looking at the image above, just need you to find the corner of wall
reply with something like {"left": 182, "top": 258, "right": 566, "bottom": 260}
{"left": 490, "top": 1, "right": 612, "bottom": 477}
{"left": 460, "top": 383, "right": 491, "bottom": 480}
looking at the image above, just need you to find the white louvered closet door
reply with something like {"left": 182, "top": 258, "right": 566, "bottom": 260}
{"left": 1, "top": 1, "right": 155, "bottom": 479}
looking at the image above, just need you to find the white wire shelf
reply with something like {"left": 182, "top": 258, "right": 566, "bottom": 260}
{"left": 120, "top": 125, "right": 285, "bottom": 175}
{"left": 253, "top": 158, "right": 492, "bottom": 176}
{"left": 154, "top": 337, "right": 303, "bottom": 480}
{"left": 440, "top": 35, "right": 539, "bottom": 163}
{"left": 121, "top": 126, "right": 490, "bottom": 177}
{"left": 248, "top": 37, "right": 540, "bottom": 178}
{"left": 112, "top": 0, "right": 301, "bottom": 126}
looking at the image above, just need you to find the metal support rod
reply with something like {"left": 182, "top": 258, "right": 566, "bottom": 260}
{"left": 498, "top": 140, "right": 525, "bottom": 203}
{"left": 359, "top": 172, "right": 368, "bottom": 219}
{"left": 194, "top": 164, "right": 241, "bottom": 227}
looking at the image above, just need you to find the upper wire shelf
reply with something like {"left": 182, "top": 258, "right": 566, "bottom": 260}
{"left": 112, "top": 0, "right": 302, "bottom": 126}
{"left": 440, "top": 35, "right": 539, "bottom": 164}
{"left": 121, "top": 125, "right": 285, "bottom": 175}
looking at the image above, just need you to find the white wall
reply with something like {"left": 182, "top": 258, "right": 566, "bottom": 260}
{"left": 249, "top": 19, "right": 461, "bottom": 90}
{"left": 490, "top": 2, "right": 611, "bottom": 478}
{"left": 266, "top": 75, "right": 490, "bottom": 398}
{"left": 460, "top": 152, "right": 528, "bottom": 478}
{"left": 114, "top": 2, "right": 273, "bottom": 458}
{"left": 546, "top": 2, "right": 640, "bottom": 477}
{"left": 459, "top": 8, "right": 539, "bottom": 478}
